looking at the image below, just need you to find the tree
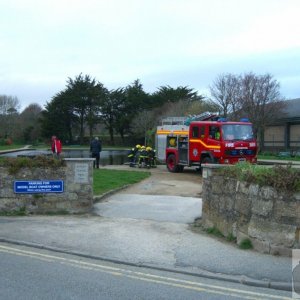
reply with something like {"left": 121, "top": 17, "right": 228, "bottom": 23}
{"left": 150, "top": 86, "right": 204, "bottom": 122}
{"left": 209, "top": 73, "right": 241, "bottom": 118}
{"left": 239, "top": 72, "right": 283, "bottom": 146}
{"left": 185, "top": 99, "right": 220, "bottom": 116}
{"left": 41, "top": 74, "right": 108, "bottom": 144}
{"left": 85, "top": 81, "right": 108, "bottom": 139}
{"left": 209, "top": 72, "right": 284, "bottom": 149}
{"left": 41, "top": 90, "right": 78, "bottom": 143}
{"left": 131, "top": 109, "right": 157, "bottom": 146}
{"left": 19, "top": 103, "right": 43, "bottom": 143}
{"left": 0, "top": 95, "right": 20, "bottom": 115}
{"left": 0, "top": 95, "right": 20, "bottom": 139}
{"left": 119, "top": 79, "right": 150, "bottom": 141}
{"left": 99, "top": 88, "right": 125, "bottom": 145}
{"left": 152, "top": 85, "right": 203, "bottom": 105}
{"left": 66, "top": 74, "right": 107, "bottom": 144}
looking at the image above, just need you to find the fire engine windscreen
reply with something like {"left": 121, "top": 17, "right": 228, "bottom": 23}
{"left": 222, "top": 124, "right": 254, "bottom": 141}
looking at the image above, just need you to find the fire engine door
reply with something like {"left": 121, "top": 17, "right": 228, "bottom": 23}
{"left": 189, "top": 125, "right": 205, "bottom": 162}
{"left": 206, "top": 125, "right": 222, "bottom": 158}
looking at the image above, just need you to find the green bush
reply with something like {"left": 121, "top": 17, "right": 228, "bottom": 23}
{"left": 226, "top": 233, "right": 237, "bottom": 242}
{"left": 0, "top": 207, "right": 26, "bottom": 216}
{"left": 239, "top": 238, "right": 253, "bottom": 250}
{"left": 0, "top": 156, "right": 66, "bottom": 175}
{"left": 218, "top": 163, "right": 300, "bottom": 193}
{"left": 206, "top": 227, "right": 224, "bottom": 238}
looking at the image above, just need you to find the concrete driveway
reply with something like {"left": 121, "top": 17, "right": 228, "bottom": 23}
{"left": 93, "top": 165, "right": 202, "bottom": 223}
{"left": 93, "top": 194, "right": 202, "bottom": 223}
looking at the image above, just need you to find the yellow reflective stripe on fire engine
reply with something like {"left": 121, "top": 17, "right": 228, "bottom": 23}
{"left": 173, "top": 131, "right": 188, "bottom": 135}
{"left": 189, "top": 139, "right": 221, "bottom": 150}
{"left": 156, "top": 130, "right": 189, "bottom": 135}
{"left": 156, "top": 130, "right": 171, "bottom": 134}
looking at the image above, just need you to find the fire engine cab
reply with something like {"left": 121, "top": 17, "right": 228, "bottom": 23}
{"left": 156, "top": 112, "right": 257, "bottom": 173}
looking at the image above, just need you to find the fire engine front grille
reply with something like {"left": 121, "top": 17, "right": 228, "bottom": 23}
{"left": 225, "top": 149, "right": 255, "bottom": 156}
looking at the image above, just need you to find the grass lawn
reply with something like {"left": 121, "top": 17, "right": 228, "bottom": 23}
{"left": 0, "top": 144, "right": 25, "bottom": 151}
{"left": 93, "top": 168, "right": 151, "bottom": 195}
{"left": 258, "top": 153, "right": 300, "bottom": 161}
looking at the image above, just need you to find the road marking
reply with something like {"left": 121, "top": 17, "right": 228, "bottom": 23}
{"left": 125, "top": 274, "right": 269, "bottom": 300}
{"left": 59, "top": 261, "right": 123, "bottom": 276}
{"left": 0, "top": 248, "right": 54, "bottom": 263}
{"left": 0, "top": 244, "right": 292, "bottom": 300}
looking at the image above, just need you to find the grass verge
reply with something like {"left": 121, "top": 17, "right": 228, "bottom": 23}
{"left": 93, "top": 168, "right": 151, "bottom": 195}
{"left": 258, "top": 153, "right": 300, "bottom": 161}
{"left": 0, "top": 144, "right": 25, "bottom": 151}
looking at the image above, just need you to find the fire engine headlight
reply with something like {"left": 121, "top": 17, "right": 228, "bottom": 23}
{"left": 224, "top": 159, "right": 229, "bottom": 164}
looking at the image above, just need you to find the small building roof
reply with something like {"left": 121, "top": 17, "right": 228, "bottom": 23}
{"left": 280, "top": 98, "right": 300, "bottom": 123}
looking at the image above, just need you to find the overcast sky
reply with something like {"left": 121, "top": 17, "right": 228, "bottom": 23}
{"left": 1, "top": 0, "right": 299, "bottom": 111}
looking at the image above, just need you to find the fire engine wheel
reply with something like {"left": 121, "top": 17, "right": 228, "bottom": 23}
{"left": 178, "top": 165, "right": 184, "bottom": 172}
{"left": 201, "top": 157, "right": 212, "bottom": 164}
{"left": 166, "top": 154, "right": 179, "bottom": 173}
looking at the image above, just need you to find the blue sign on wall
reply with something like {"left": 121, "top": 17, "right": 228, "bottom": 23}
{"left": 14, "top": 180, "right": 64, "bottom": 194}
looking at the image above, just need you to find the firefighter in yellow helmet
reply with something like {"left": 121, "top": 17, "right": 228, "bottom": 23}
{"left": 128, "top": 144, "right": 141, "bottom": 167}
{"left": 147, "top": 146, "right": 157, "bottom": 167}
{"left": 138, "top": 146, "right": 150, "bottom": 168}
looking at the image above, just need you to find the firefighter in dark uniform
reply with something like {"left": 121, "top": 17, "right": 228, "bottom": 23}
{"left": 128, "top": 144, "right": 141, "bottom": 167}
{"left": 147, "top": 146, "right": 157, "bottom": 167}
{"left": 138, "top": 146, "right": 150, "bottom": 168}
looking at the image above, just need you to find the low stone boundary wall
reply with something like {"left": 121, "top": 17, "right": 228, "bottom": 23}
{"left": 202, "top": 165, "right": 300, "bottom": 256}
{"left": 0, "top": 158, "right": 94, "bottom": 214}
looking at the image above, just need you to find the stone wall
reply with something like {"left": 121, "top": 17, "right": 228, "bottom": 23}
{"left": 0, "top": 158, "right": 94, "bottom": 214}
{"left": 202, "top": 165, "right": 300, "bottom": 256}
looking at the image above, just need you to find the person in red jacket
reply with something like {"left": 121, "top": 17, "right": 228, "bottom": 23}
{"left": 51, "top": 135, "right": 62, "bottom": 157}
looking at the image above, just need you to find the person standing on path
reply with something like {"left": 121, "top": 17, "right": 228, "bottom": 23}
{"left": 51, "top": 135, "right": 62, "bottom": 158}
{"left": 90, "top": 137, "right": 102, "bottom": 168}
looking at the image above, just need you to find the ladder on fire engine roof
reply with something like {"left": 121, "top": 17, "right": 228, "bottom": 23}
{"left": 160, "top": 112, "right": 219, "bottom": 126}
{"left": 184, "top": 112, "right": 219, "bottom": 125}
{"left": 160, "top": 117, "right": 186, "bottom": 125}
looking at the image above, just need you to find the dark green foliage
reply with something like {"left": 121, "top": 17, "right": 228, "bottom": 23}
{"left": 0, "top": 207, "right": 26, "bottom": 216}
{"left": 219, "top": 163, "right": 300, "bottom": 193}
{"left": 113, "top": 79, "right": 152, "bottom": 144}
{"left": 100, "top": 88, "right": 126, "bottom": 145}
{"left": 206, "top": 227, "right": 224, "bottom": 238}
{"left": 19, "top": 103, "right": 43, "bottom": 144}
{"left": 39, "top": 74, "right": 207, "bottom": 147}
{"left": 226, "top": 233, "right": 237, "bottom": 242}
{"left": 152, "top": 85, "right": 203, "bottom": 104}
{"left": 67, "top": 74, "right": 107, "bottom": 144}
{"left": 42, "top": 210, "right": 69, "bottom": 215}
{"left": 239, "top": 238, "right": 253, "bottom": 250}
{"left": 0, "top": 156, "right": 66, "bottom": 174}
{"left": 41, "top": 90, "right": 77, "bottom": 143}
{"left": 40, "top": 74, "right": 107, "bottom": 144}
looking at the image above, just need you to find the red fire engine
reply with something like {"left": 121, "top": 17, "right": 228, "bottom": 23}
{"left": 163, "top": 113, "right": 257, "bottom": 172}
